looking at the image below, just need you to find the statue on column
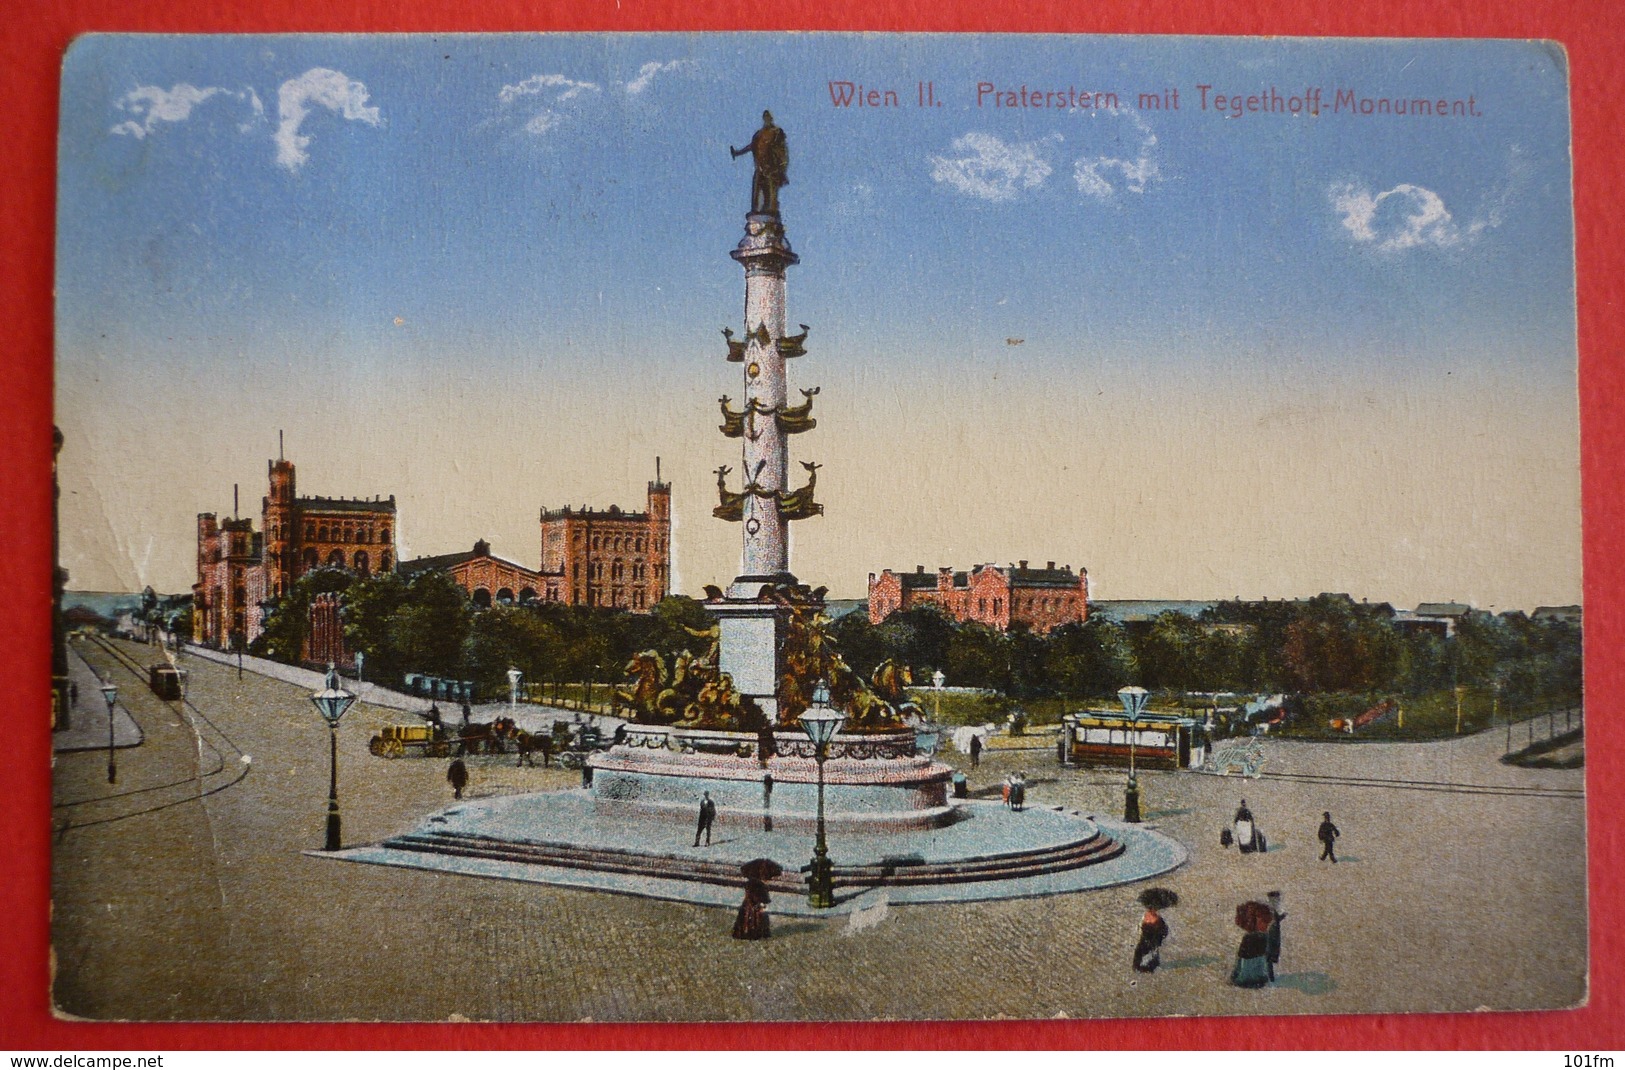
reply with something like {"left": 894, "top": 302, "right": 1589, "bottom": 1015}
{"left": 731, "top": 110, "right": 789, "bottom": 215}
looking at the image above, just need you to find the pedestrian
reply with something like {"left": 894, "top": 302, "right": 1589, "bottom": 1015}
{"left": 1234, "top": 799, "right": 1262, "bottom": 854}
{"left": 1317, "top": 811, "right": 1341, "bottom": 862}
{"left": 69, "top": 682, "right": 78, "bottom": 709}
{"left": 428, "top": 701, "right": 441, "bottom": 728}
{"left": 732, "top": 876, "right": 772, "bottom": 940}
{"left": 1133, "top": 888, "right": 1177, "bottom": 973}
{"left": 1265, "top": 891, "right": 1286, "bottom": 982}
{"left": 447, "top": 758, "right": 468, "bottom": 800}
{"left": 1011, "top": 771, "right": 1027, "bottom": 813}
{"left": 969, "top": 732, "right": 982, "bottom": 767}
{"left": 1002, "top": 775, "right": 1013, "bottom": 809}
{"left": 460, "top": 700, "right": 472, "bottom": 727}
{"left": 1230, "top": 901, "right": 1272, "bottom": 988}
{"left": 694, "top": 790, "right": 717, "bottom": 847}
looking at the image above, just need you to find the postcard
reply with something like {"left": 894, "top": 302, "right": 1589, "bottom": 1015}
{"left": 51, "top": 32, "right": 1583, "bottom": 1022}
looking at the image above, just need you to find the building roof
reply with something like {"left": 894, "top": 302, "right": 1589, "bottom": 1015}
{"left": 1414, "top": 602, "right": 1472, "bottom": 617}
{"left": 397, "top": 551, "right": 478, "bottom": 577}
{"left": 1005, "top": 564, "right": 1083, "bottom": 589}
{"left": 299, "top": 495, "right": 396, "bottom": 514}
{"left": 540, "top": 504, "right": 651, "bottom": 523}
{"left": 1531, "top": 605, "right": 1582, "bottom": 621}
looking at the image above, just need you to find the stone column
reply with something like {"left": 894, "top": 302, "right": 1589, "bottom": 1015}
{"left": 729, "top": 212, "right": 798, "bottom": 591}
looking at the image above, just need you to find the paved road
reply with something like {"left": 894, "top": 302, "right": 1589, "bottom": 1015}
{"left": 52, "top": 637, "right": 1586, "bottom": 1022}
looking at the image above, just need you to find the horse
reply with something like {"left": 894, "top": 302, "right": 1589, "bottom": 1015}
{"left": 615, "top": 650, "right": 667, "bottom": 720}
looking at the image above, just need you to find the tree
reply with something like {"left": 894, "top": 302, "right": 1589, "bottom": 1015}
{"left": 388, "top": 571, "right": 471, "bottom": 678}
{"left": 1044, "top": 618, "right": 1135, "bottom": 699}
{"left": 944, "top": 623, "right": 1011, "bottom": 691}
{"left": 253, "top": 568, "right": 352, "bottom": 664}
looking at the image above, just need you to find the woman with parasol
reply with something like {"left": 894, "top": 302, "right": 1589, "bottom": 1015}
{"left": 733, "top": 858, "right": 781, "bottom": 940}
{"left": 1230, "top": 900, "right": 1274, "bottom": 987}
{"left": 1133, "top": 887, "right": 1178, "bottom": 973}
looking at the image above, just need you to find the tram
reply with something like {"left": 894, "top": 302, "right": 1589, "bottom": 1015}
{"left": 1059, "top": 709, "right": 1210, "bottom": 770}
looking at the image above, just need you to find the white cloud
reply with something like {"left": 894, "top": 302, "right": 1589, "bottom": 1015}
{"left": 274, "top": 68, "right": 382, "bottom": 171}
{"left": 498, "top": 73, "right": 601, "bottom": 105}
{"left": 495, "top": 73, "right": 602, "bottom": 140}
{"left": 524, "top": 112, "right": 563, "bottom": 136}
{"left": 623, "top": 60, "right": 694, "bottom": 95}
{"left": 109, "top": 83, "right": 227, "bottom": 138}
{"left": 929, "top": 132, "right": 1057, "bottom": 202}
{"left": 1073, "top": 111, "right": 1161, "bottom": 199}
{"left": 1329, "top": 182, "right": 1468, "bottom": 251}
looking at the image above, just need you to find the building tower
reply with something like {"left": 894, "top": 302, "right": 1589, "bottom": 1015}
{"left": 708, "top": 111, "right": 822, "bottom": 723}
{"left": 262, "top": 455, "right": 297, "bottom": 601}
{"left": 646, "top": 461, "right": 672, "bottom": 605}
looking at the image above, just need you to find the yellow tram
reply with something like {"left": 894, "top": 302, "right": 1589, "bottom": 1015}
{"left": 1059, "top": 709, "right": 1209, "bottom": 770}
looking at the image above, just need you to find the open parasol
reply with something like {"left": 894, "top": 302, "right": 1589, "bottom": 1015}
{"left": 1235, "top": 900, "right": 1275, "bottom": 932}
{"left": 741, "top": 858, "right": 784, "bottom": 881}
{"left": 1138, "top": 887, "right": 1180, "bottom": 910}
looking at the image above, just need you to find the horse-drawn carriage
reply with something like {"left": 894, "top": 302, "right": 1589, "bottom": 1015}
{"left": 554, "top": 723, "right": 618, "bottom": 770}
{"left": 369, "top": 722, "right": 453, "bottom": 759}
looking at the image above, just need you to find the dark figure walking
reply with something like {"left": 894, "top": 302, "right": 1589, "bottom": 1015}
{"left": 732, "top": 877, "right": 772, "bottom": 940}
{"left": 460, "top": 700, "right": 472, "bottom": 727}
{"left": 428, "top": 702, "right": 441, "bottom": 728}
{"left": 447, "top": 758, "right": 468, "bottom": 800}
{"left": 694, "top": 790, "right": 717, "bottom": 846}
{"left": 969, "top": 733, "right": 982, "bottom": 767}
{"left": 1010, "top": 772, "right": 1027, "bottom": 812}
{"left": 1318, "top": 811, "right": 1341, "bottom": 862}
{"left": 69, "top": 682, "right": 79, "bottom": 709}
{"left": 1133, "top": 908, "right": 1169, "bottom": 973}
{"left": 1265, "top": 891, "right": 1286, "bottom": 981}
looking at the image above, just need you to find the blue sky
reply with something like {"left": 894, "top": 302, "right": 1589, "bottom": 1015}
{"left": 55, "top": 34, "right": 1580, "bottom": 608}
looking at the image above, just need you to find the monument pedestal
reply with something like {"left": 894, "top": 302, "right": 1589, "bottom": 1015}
{"left": 706, "top": 590, "right": 791, "bottom": 725}
{"left": 589, "top": 725, "right": 954, "bottom": 833}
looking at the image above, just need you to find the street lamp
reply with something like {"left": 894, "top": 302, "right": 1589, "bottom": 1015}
{"left": 99, "top": 682, "right": 118, "bottom": 784}
{"left": 310, "top": 664, "right": 357, "bottom": 851}
{"left": 931, "top": 669, "right": 945, "bottom": 722}
{"left": 800, "top": 680, "right": 845, "bottom": 909}
{"left": 355, "top": 651, "right": 365, "bottom": 694}
{"left": 1118, "top": 685, "right": 1148, "bottom": 824}
{"left": 507, "top": 667, "right": 522, "bottom": 716}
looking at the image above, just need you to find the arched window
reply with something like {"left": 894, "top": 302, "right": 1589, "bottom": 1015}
{"left": 305, "top": 523, "right": 316, "bottom": 540}
{"left": 380, "top": 526, "right": 390, "bottom": 543}
{"left": 472, "top": 588, "right": 492, "bottom": 609}
{"left": 318, "top": 525, "right": 330, "bottom": 542}
{"left": 303, "top": 548, "right": 319, "bottom": 569}
{"left": 519, "top": 588, "right": 537, "bottom": 604}
{"left": 327, "top": 549, "right": 346, "bottom": 568}
{"left": 496, "top": 587, "right": 515, "bottom": 605}
{"left": 354, "top": 551, "right": 370, "bottom": 576}
{"left": 592, "top": 536, "right": 600, "bottom": 550}
{"left": 379, "top": 552, "right": 391, "bottom": 572}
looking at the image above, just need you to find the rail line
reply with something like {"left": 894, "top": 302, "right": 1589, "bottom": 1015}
{"left": 1251, "top": 767, "right": 1584, "bottom": 800}
{"left": 55, "top": 635, "right": 253, "bottom": 838}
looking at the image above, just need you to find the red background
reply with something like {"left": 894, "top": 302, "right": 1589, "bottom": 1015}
{"left": 3, "top": 0, "right": 1620, "bottom": 1051}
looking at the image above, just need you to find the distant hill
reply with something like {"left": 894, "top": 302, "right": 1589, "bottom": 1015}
{"left": 63, "top": 591, "right": 144, "bottom": 618}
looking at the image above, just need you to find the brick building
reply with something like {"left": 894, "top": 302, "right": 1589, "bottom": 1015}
{"left": 193, "top": 456, "right": 397, "bottom": 651}
{"left": 538, "top": 473, "right": 672, "bottom": 611}
{"left": 398, "top": 539, "right": 550, "bottom": 607}
{"left": 868, "top": 560, "right": 1089, "bottom": 634}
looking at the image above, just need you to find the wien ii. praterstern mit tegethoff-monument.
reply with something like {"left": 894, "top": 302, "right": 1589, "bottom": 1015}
{"left": 341, "top": 115, "right": 1185, "bottom": 911}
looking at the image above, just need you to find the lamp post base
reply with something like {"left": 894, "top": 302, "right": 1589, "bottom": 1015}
{"left": 1123, "top": 777, "right": 1142, "bottom": 824}
{"left": 325, "top": 806, "right": 342, "bottom": 852}
{"left": 807, "top": 852, "right": 835, "bottom": 909}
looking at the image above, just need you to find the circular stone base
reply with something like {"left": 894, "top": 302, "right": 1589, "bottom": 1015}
{"left": 331, "top": 790, "right": 1189, "bottom": 912}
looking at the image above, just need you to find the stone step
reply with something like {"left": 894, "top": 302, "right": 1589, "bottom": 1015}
{"left": 382, "top": 825, "right": 1123, "bottom": 891}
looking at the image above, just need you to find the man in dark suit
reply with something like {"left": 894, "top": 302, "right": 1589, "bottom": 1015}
{"left": 695, "top": 791, "right": 718, "bottom": 847}
{"left": 1318, "top": 811, "right": 1341, "bottom": 862}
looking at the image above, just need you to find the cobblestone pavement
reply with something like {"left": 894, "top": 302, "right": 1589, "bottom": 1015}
{"left": 52, "top": 638, "right": 1586, "bottom": 1023}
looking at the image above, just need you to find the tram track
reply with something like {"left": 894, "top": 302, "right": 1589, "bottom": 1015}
{"left": 1251, "top": 767, "right": 1584, "bottom": 800}
{"left": 55, "top": 635, "right": 253, "bottom": 838}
